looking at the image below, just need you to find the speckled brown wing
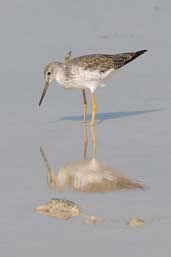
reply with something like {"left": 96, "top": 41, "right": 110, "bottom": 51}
{"left": 69, "top": 50, "right": 147, "bottom": 73}
{"left": 70, "top": 55, "right": 115, "bottom": 73}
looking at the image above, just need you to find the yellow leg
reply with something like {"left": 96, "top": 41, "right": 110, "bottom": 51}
{"left": 90, "top": 92, "right": 96, "bottom": 126}
{"left": 82, "top": 89, "right": 87, "bottom": 125}
{"left": 90, "top": 126, "right": 96, "bottom": 158}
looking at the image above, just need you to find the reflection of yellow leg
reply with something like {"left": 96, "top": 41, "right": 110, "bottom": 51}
{"left": 91, "top": 92, "right": 96, "bottom": 126}
{"left": 82, "top": 89, "right": 87, "bottom": 125}
{"left": 83, "top": 125, "right": 88, "bottom": 159}
{"left": 90, "top": 126, "right": 96, "bottom": 158}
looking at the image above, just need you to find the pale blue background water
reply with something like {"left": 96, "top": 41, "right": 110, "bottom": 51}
{"left": 1, "top": 1, "right": 171, "bottom": 256}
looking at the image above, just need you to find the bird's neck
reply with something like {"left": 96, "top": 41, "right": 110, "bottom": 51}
{"left": 55, "top": 64, "right": 70, "bottom": 88}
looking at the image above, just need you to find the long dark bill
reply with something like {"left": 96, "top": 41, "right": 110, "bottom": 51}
{"left": 39, "top": 81, "right": 50, "bottom": 106}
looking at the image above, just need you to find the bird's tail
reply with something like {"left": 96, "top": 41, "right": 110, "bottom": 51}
{"left": 113, "top": 49, "right": 147, "bottom": 69}
{"left": 125, "top": 49, "right": 147, "bottom": 65}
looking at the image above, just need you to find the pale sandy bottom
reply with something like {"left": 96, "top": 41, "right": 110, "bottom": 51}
{"left": 1, "top": 1, "right": 171, "bottom": 257}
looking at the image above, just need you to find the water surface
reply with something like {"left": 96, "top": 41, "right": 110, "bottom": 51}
{"left": 1, "top": 1, "right": 171, "bottom": 256}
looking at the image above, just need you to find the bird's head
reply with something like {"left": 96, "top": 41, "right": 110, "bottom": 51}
{"left": 38, "top": 62, "right": 62, "bottom": 106}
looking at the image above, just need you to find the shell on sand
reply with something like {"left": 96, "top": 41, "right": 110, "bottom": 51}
{"left": 84, "top": 215, "right": 104, "bottom": 224}
{"left": 127, "top": 218, "right": 144, "bottom": 228}
{"left": 35, "top": 199, "right": 80, "bottom": 220}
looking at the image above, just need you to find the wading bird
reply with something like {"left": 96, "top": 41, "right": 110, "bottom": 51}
{"left": 39, "top": 50, "right": 147, "bottom": 126}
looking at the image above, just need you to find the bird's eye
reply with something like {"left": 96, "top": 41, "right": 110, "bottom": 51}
{"left": 47, "top": 71, "right": 51, "bottom": 76}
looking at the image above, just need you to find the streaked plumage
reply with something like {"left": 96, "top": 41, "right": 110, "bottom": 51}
{"left": 69, "top": 51, "right": 146, "bottom": 73}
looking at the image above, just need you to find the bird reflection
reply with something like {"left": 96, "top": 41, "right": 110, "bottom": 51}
{"left": 40, "top": 127, "right": 143, "bottom": 193}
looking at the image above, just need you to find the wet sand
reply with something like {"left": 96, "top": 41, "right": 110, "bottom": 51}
{"left": 1, "top": 1, "right": 171, "bottom": 256}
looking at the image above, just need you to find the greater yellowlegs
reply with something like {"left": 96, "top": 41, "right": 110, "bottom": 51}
{"left": 39, "top": 50, "right": 147, "bottom": 126}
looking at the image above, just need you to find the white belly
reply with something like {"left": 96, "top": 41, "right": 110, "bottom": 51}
{"left": 70, "top": 67, "right": 114, "bottom": 92}
{"left": 56, "top": 66, "right": 114, "bottom": 92}
{"left": 72, "top": 80, "right": 104, "bottom": 92}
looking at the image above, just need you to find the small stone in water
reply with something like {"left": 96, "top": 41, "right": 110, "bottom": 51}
{"left": 84, "top": 215, "right": 104, "bottom": 224}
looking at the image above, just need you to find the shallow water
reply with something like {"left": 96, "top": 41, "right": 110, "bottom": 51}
{"left": 1, "top": 1, "right": 171, "bottom": 256}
